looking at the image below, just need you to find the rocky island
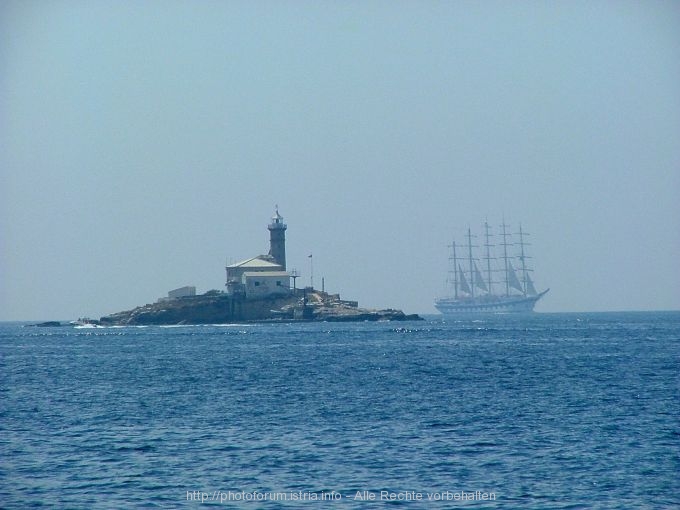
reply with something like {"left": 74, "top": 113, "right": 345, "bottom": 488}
{"left": 99, "top": 288, "right": 421, "bottom": 325}
{"left": 98, "top": 208, "right": 421, "bottom": 326}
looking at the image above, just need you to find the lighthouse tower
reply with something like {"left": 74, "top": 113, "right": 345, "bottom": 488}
{"left": 268, "top": 206, "right": 287, "bottom": 270}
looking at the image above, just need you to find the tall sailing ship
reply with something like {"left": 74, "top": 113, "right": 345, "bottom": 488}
{"left": 435, "top": 221, "right": 549, "bottom": 314}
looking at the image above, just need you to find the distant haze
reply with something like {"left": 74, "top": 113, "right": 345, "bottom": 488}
{"left": 2, "top": 1, "right": 679, "bottom": 320}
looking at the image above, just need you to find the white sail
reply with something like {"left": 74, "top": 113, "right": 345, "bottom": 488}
{"left": 458, "top": 264, "right": 471, "bottom": 294}
{"left": 508, "top": 262, "right": 524, "bottom": 293}
{"left": 526, "top": 272, "right": 537, "bottom": 296}
{"left": 474, "top": 262, "right": 488, "bottom": 292}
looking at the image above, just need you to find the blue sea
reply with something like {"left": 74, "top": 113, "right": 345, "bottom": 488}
{"left": 1, "top": 312, "right": 678, "bottom": 508}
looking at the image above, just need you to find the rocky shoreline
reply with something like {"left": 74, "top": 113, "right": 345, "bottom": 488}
{"left": 97, "top": 289, "right": 421, "bottom": 326}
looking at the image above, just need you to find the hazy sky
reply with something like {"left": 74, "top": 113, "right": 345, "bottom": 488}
{"left": 2, "top": 0, "right": 679, "bottom": 320}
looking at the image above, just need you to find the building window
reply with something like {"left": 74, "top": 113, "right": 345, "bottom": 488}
{"left": 254, "top": 281, "right": 260, "bottom": 287}
{"left": 276, "top": 281, "right": 281, "bottom": 286}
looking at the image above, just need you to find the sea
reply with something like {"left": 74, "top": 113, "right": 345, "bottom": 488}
{"left": 1, "top": 312, "right": 678, "bottom": 508}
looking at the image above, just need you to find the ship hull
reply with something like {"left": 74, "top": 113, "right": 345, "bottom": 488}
{"left": 434, "top": 290, "right": 549, "bottom": 315}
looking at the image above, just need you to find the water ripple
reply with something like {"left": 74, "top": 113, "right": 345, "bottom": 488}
{"left": 1, "top": 313, "right": 679, "bottom": 508}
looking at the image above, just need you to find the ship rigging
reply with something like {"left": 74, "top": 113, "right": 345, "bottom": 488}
{"left": 435, "top": 221, "right": 549, "bottom": 314}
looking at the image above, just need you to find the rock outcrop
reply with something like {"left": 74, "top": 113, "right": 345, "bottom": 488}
{"left": 99, "top": 290, "right": 421, "bottom": 326}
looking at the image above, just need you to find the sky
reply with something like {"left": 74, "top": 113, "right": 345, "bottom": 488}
{"left": 1, "top": 0, "right": 679, "bottom": 320}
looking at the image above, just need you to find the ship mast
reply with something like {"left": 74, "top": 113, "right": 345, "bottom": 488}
{"left": 466, "top": 227, "right": 475, "bottom": 299}
{"left": 452, "top": 240, "right": 459, "bottom": 299}
{"left": 483, "top": 221, "right": 493, "bottom": 295}
{"left": 516, "top": 224, "right": 531, "bottom": 297}
{"left": 447, "top": 239, "right": 459, "bottom": 299}
{"left": 500, "top": 220, "right": 511, "bottom": 297}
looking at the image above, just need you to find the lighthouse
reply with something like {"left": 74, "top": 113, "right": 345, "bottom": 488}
{"left": 268, "top": 206, "right": 287, "bottom": 270}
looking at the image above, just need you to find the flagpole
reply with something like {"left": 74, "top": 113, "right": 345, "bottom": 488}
{"left": 309, "top": 253, "right": 314, "bottom": 289}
